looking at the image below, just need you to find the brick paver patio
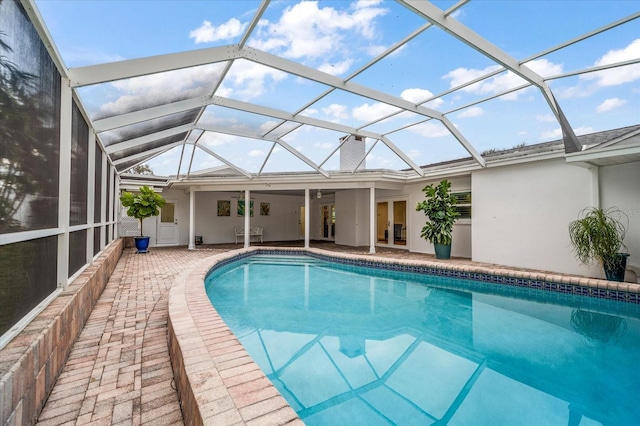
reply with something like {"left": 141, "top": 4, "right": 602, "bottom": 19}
{"left": 36, "top": 246, "right": 220, "bottom": 425}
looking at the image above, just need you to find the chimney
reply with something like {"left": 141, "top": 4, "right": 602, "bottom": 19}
{"left": 339, "top": 134, "right": 366, "bottom": 171}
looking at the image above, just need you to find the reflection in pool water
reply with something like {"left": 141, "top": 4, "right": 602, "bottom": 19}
{"left": 205, "top": 255, "right": 640, "bottom": 425}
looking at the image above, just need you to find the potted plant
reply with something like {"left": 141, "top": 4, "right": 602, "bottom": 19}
{"left": 568, "top": 207, "right": 629, "bottom": 281}
{"left": 416, "top": 179, "right": 460, "bottom": 259}
{"left": 120, "top": 185, "right": 166, "bottom": 253}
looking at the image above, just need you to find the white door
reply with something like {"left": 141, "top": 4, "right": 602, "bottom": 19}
{"left": 157, "top": 201, "right": 179, "bottom": 245}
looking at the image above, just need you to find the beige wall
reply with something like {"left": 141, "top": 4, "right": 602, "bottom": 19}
{"left": 471, "top": 158, "right": 596, "bottom": 275}
{"left": 600, "top": 161, "right": 640, "bottom": 274}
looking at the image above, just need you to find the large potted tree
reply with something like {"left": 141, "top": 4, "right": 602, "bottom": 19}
{"left": 120, "top": 185, "right": 166, "bottom": 253}
{"left": 568, "top": 207, "right": 629, "bottom": 281}
{"left": 416, "top": 179, "right": 460, "bottom": 260}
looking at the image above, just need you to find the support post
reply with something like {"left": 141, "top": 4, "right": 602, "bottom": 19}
{"left": 244, "top": 189, "right": 250, "bottom": 248}
{"left": 304, "top": 189, "right": 310, "bottom": 248}
{"left": 591, "top": 166, "right": 600, "bottom": 209}
{"left": 188, "top": 189, "right": 196, "bottom": 250}
{"left": 86, "top": 130, "right": 96, "bottom": 261}
{"left": 369, "top": 187, "right": 376, "bottom": 254}
{"left": 57, "top": 77, "right": 72, "bottom": 289}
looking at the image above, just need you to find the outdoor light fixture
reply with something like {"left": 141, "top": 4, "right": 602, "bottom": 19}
{"left": 317, "top": 190, "right": 322, "bottom": 199}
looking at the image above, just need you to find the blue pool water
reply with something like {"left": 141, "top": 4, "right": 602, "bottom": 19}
{"left": 205, "top": 255, "right": 640, "bottom": 425}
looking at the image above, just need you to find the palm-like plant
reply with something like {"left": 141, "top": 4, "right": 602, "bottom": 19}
{"left": 568, "top": 207, "right": 628, "bottom": 279}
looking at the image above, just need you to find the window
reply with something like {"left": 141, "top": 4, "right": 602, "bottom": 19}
{"left": 452, "top": 191, "right": 471, "bottom": 219}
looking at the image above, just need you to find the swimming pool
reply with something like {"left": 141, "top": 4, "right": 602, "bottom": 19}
{"left": 205, "top": 253, "right": 640, "bottom": 425}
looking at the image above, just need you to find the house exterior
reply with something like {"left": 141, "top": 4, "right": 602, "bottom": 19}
{"left": 121, "top": 125, "right": 640, "bottom": 281}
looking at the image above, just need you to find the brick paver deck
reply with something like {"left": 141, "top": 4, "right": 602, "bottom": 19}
{"left": 37, "top": 246, "right": 220, "bottom": 425}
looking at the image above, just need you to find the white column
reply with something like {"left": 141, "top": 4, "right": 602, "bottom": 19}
{"left": 100, "top": 153, "right": 107, "bottom": 249}
{"left": 57, "top": 78, "right": 72, "bottom": 289}
{"left": 304, "top": 188, "right": 310, "bottom": 248}
{"left": 369, "top": 187, "right": 376, "bottom": 254}
{"left": 244, "top": 189, "right": 250, "bottom": 248}
{"left": 113, "top": 175, "right": 120, "bottom": 241}
{"left": 188, "top": 189, "right": 196, "bottom": 250}
{"left": 86, "top": 130, "right": 95, "bottom": 262}
{"left": 591, "top": 166, "right": 600, "bottom": 208}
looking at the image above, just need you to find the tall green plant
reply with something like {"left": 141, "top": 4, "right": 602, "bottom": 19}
{"left": 416, "top": 179, "right": 460, "bottom": 245}
{"left": 119, "top": 186, "right": 166, "bottom": 237}
{"left": 568, "top": 207, "right": 627, "bottom": 270}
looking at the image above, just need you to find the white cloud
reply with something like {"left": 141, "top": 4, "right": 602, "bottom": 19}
{"left": 596, "top": 97, "right": 627, "bottom": 113}
{"left": 98, "top": 64, "right": 223, "bottom": 117}
{"left": 400, "top": 88, "right": 444, "bottom": 109}
{"left": 248, "top": 149, "right": 264, "bottom": 157}
{"left": 581, "top": 39, "right": 640, "bottom": 87}
{"left": 524, "top": 58, "right": 564, "bottom": 78}
{"left": 322, "top": 104, "right": 349, "bottom": 120}
{"left": 540, "top": 128, "right": 562, "bottom": 140}
{"left": 442, "top": 59, "right": 563, "bottom": 100}
{"left": 366, "top": 153, "right": 396, "bottom": 169}
{"left": 189, "top": 18, "right": 247, "bottom": 44}
{"left": 457, "top": 106, "right": 483, "bottom": 118}
{"left": 575, "top": 126, "right": 594, "bottom": 136}
{"left": 352, "top": 102, "right": 399, "bottom": 121}
{"left": 408, "top": 122, "right": 450, "bottom": 138}
{"left": 318, "top": 59, "right": 353, "bottom": 76}
{"left": 200, "top": 131, "right": 235, "bottom": 147}
{"left": 225, "top": 60, "right": 288, "bottom": 100}
{"left": 300, "top": 108, "right": 318, "bottom": 117}
{"left": 540, "top": 126, "right": 594, "bottom": 140}
{"left": 259, "top": 121, "right": 282, "bottom": 134}
{"left": 442, "top": 64, "right": 501, "bottom": 89}
{"left": 249, "top": 1, "right": 387, "bottom": 60}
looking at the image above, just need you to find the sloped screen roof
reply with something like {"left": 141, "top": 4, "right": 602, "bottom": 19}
{"left": 33, "top": 0, "right": 640, "bottom": 177}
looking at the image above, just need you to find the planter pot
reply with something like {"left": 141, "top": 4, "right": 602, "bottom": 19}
{"left": 603, "top": 253, "right": 629, "bottom": 282}
{"left": 434, "top": 243, "right": 451, "bottom": 260}
{"left": 134, "top": 236, "right": 150, "bottom": 254}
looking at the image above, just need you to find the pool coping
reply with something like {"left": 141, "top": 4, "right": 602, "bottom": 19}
{"left": 167, "top": 246, "right": 640, "bottom": 425}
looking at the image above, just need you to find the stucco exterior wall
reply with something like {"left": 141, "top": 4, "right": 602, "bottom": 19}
{"left": 471, "top": 158, "right": 597, "bottom": 275}
{"left": 192, "top": 191, "right": 303, "bottom": 244}
{"left": 600, "top": 161, "right": 640, "bottom": 274}
{"left": 335, "top": 189, "right": 370, "bottom": 247}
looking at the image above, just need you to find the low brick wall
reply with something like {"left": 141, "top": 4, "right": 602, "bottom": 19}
{"left": 0, "top": 238, "right": 124, "bottom": 426}
{"left": 168, "top": 249, "right": 302, "bottom": 426}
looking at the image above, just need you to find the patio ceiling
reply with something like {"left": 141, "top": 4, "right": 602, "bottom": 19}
{"left": 26, "top": 0, "right": 640, "bottom": 178}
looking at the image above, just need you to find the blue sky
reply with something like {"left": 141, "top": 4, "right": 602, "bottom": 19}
{"left": 36, "top": 0, "right": 640, "bottom": 176}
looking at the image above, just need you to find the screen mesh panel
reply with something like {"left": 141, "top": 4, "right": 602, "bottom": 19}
{"left": 68, "top": 229, "right": 87, "bottom": 277}
{"left": 70, "top": 101, "right": 89, "bottom": 225}
{"left": 100, "top": 109, "right": 200, "bottom": 147}
{"left": 0, "top": 0, "right": 61, "bottom": 233}
{"left": 109, "top": 132, "right": 188, "bottom": 162}
{"left": 93, "top": 226, "right": 101, "bottom": 255}
{"left": 0, "top": 236, "right": 58, "bottom": 336}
